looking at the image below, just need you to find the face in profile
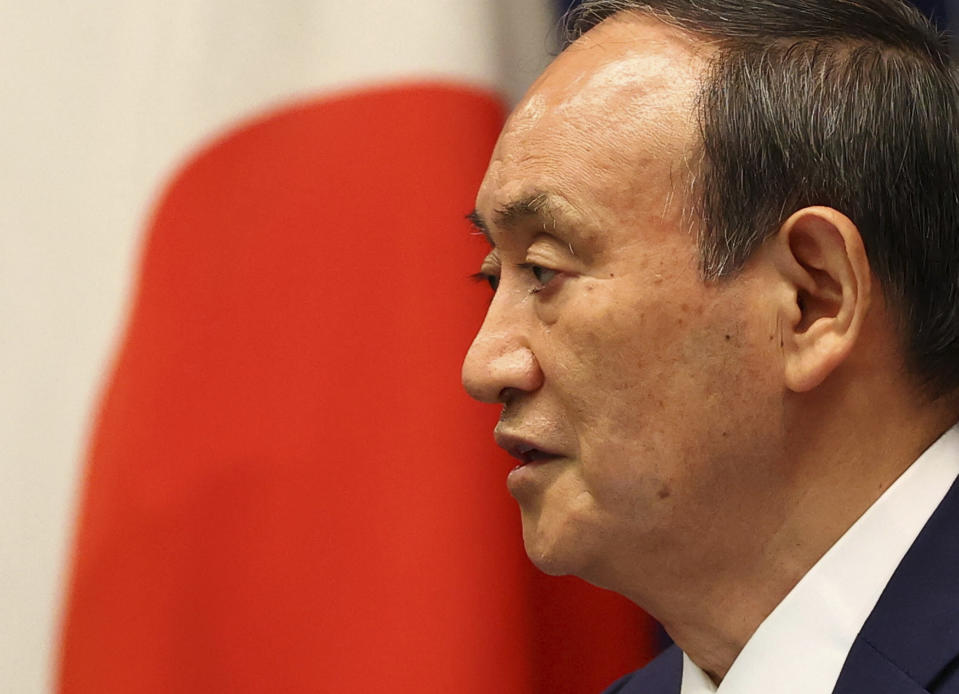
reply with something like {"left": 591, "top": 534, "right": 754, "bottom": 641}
{"left": 462, "top": 16, "right": 789, "bottom": 600}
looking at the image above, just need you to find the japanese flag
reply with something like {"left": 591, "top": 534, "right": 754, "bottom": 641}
{"left": 4, "top": 1, "right": 656, "bottom": 692}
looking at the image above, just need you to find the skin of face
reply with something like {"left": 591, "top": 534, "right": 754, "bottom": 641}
{"left": 462, "top": 15, "right": 795, "bottom": 606}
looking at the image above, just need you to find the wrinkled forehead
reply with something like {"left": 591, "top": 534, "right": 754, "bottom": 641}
{"left": 520, "top": 16, "right": 701, "bottom": 122}
{"left": 482, "top": 14, "right": 706, "bottom": 203}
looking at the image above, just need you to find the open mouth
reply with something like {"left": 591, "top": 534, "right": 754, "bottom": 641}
{"left": 517, "top": 448, "right": 559, "bottom": 465}
{"left": 494, "top": 430, "right": 563, "bottom": 469}
{"left": 507, "top": 443, "right": 563, "bottom": 469}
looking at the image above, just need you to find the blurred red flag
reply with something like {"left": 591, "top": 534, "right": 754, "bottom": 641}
{"left": 58, "top": 7, "right": 657, "bottom": 694}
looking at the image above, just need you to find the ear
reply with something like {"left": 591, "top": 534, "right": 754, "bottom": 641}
{"left": 770, "top": 206, "right": 872, "bottom": 393}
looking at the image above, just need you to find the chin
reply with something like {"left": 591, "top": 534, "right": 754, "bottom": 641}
{"left": 524, "top": 544, "right": 571, "bottom": 576}
{"left": 520, "top": 512, "right": 597, "bottom": 578}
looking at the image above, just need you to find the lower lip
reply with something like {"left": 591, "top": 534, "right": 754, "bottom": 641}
{"left": 506, "top": 456, "right": 561, "bottom": 493}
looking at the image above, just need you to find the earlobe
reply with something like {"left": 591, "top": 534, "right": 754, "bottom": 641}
{"left": 772, "top": 207, "right": 872, "bottom": 393}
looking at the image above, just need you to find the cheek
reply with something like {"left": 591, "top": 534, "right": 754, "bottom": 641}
{"left": 543, "top": 280, "right": 686, "bottom": 467}
{"left": 552, "top": 276, "right": 709, "bottom": 412}
{"left": 547, "top": 277, "right": 780, "bottom": 498}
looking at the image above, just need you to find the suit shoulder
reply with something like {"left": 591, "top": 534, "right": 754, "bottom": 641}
{"left": 600, "top": 645, "right": 683, "bottom": 694}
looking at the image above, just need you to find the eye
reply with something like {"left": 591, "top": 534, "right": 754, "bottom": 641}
{"left": 470, "top": 271, "right": 500, "bottom": 292}
{"left": 519, "top": 263, "right": 558, "bottom": 291}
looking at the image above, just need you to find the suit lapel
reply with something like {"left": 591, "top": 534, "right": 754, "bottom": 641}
{"left": 833, "top": 637, "right": 929, "bottom": 694}
{"left": 603, "top": 645, "right": 682, "bottom": 694}
{"left": 834, "top": 470, "right": 959, "bottom": 693}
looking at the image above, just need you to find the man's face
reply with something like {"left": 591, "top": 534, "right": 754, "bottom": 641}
{"left": 462, "top": 16, "right": 788, "bottom": 597}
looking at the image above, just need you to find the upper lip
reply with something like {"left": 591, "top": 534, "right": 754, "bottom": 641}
{"left": 493, "top": 429, "right": 563, "bottom": 464}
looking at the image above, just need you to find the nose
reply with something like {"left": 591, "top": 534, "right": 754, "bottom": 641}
{"left": 462, "top": 304, "right": 544, "bottom": 404}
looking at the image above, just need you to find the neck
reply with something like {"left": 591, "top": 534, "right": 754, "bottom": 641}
{"left": 628, "top": 376, "right": 959, "bottom": 683}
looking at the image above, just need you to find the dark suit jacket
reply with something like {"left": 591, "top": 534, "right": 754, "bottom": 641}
{"left": 602, "top": 471, "right": 959, "bottom": 693}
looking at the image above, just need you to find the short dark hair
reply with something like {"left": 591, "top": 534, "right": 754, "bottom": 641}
{"left": 565, "top": 0, "right": 959, "bottom": 398}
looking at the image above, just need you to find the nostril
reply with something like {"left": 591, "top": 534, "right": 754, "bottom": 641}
{"left": 499, "top": 386, "right": 520, "bottom": 405}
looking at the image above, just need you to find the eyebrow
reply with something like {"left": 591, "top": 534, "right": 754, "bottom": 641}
{"left": 467, "top": 192, "right": 568, "bottom": 247}
{"left": 466, "top": 210, "right": 492, "bottom": 245}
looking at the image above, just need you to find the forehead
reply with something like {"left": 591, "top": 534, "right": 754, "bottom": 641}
{"left": 477, "top": 14, "right": 705, "bottom": 222}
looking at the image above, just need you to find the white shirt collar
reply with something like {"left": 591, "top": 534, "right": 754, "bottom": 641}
{"left": 681, "top": 424, "right": 959, "bottom": 694}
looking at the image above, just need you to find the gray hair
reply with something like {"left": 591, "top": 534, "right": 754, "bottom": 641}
{"left": 565, "top": 0, "right": 959, "bottom": 398}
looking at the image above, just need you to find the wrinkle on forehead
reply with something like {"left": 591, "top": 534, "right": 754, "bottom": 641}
{"left": 506, "top": 94, "right": 547, "bottom": 137}
{"left": 524, "top": 24, "right": 699, "bottom": 143}
{"left": 560, "top": 48, "right": 690, "bottom": 108}
{"left": 478, "top": 14, "right": 708, "bottom": 226}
